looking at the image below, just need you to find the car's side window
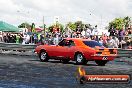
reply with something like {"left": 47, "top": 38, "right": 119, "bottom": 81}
{"left": 64, "top": 40, "right": 70, "bottom": 46}
{"left": 64, "top": 40, "right": 75, "bottom": 46}
{"left": 69, "top": 40, "right": 75, "bottom": 46}
{"left": 59, "top": 39, "right": 75, "bottom": 47}
{"left": 58, "top": 39, "right": 66, "bottom": 46}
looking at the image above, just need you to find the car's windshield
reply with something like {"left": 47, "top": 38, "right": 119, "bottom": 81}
{"left": 83, "top": 41, "right": 103, "bottom": 48}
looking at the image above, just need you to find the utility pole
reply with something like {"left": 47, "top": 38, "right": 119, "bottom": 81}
{"left": 43, "top": 16, "right": 45, "bottom": 44}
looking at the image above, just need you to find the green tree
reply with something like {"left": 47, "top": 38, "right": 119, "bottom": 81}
{"left": 109, "top": 18, "right": 124, "bottom": 30}
{"left": 75, "top": 21, "right": 84, "bottom": 31}
{"left": 18, "top": 22, "right": 31, "bottom": 29}
{"left": 108, "top": 16, "right": 131, "bottom": 31}
{"left": 123, "top": 16, "right": 131, "bottom": 29}
{"left": 48, "top": 25, "right": 54, "bottom": 33}
{"left": 66, "top": 22, "right": 76, "bottom": 31}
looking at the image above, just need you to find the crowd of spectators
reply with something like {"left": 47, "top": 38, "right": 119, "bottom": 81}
{"left": 0, "top": 27, "right": 131, "bottom": 49}
{"left": 43, "top": 27, "right": 131, "bottom": 49}
{"left": 0, "top": 32, "right": 45, "bottom": 45}
{"left": 108, "top": 28, "right": 132, "bottom": 49}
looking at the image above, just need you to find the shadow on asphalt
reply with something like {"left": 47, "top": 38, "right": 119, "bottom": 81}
{"left": 28, "top": 59, "right": 98, "bottom": 66}
{"left": 47, "top": 60, "right": 98, "bottom": 66}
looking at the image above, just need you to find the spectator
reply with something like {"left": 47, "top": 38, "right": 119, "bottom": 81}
{"left": 19, "top": 34, "right": 23, "bottom": 44}
{"left": 126, "top": 38, "right": 131, "bottom": 49}
{"left": 3, "top": 33, "right": 8, "bottom": 43}
{"left": 98, "top": 37, "right": 103, "bottom": 45}
{"left": 34, "top": 34, "right": 38, "bottom": 44}
{"left": 71, "top": 31, "right": 76, "bottom": 38}
{"left": 30, "top": 34, "right": 34, "bottom": 44}
{"left": 87, "top": 36, "right": 91, "bottom": 40}
{"left": 48, "top": 35, "right": 54, "bottom": 45}
{"left": 86, "top": 27, "right": 91, "bottom": 37}
{"left": 102, "top": 33, "right": 108, "bottom": 47}
{"left": 38, "top": 34, "right": 44, "bottom": 44}
{"left": 119, "top": 29, "right": 125, "bottom": 42}
{"left": 12, "top": 35, "right": 16, "bottom": 43}
{"left": 16, "top": 34, "right": 20, "bottom": 43}
{"left": 109, "top": 27, "right": 116, "bottom": 36}
{"left": 107, "top": 36, "right": 115, "bottom": 48}
{"left": 113, "top": 37, "right": 119, "bottom": 48}
{"left": 76, "top": 25, "right": 82, "bottom": 35}
{"left": 7, "top": 33, "right": 11, "bottom": 43}
{"left": 53, "top": 32, "right": 59, "bottom": 45}
{"left": 120, "top": 40, "right": 126, "bottom": 49}
{"left": 81, "top": 29, "right": 85, "bottom": 36}
{"left": 94, "top": 35, "right": 99, "bottom": 42}
{"left": 127, "top": 28, "right": 132, "bottom": 38}
{"left": 22, "top": 33, "right": 30, "bottom": 44}
{"left": 93, "top": 25, "right": 99, "bottom": 36}
{"left": 0, "top": 32, "right": 3, "bottom": 42}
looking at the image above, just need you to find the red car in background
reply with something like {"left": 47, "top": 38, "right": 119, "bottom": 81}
{"left": 35, "top": 38, "right": 117, "bottom": 66}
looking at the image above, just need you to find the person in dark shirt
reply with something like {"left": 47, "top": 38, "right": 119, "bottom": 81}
{"left": 7, "top": 33, "right": 11, "bottom": 43}
{"left": 110, "top": 29, "right": 116, "bottom": 36}
{"left": 19, "top": 34, "right": 23, "bottom": 44}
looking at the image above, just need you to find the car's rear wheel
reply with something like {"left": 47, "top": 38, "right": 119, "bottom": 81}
{"left": 75, "top": 53, "right": 87, "bottom": 65}
{"left": 39, "top": 50, "right": 49, "bottom": 62}
{"left": 95, "top": 60, "right": 108, "bottom": 66}
{"left": 62, "top": 59, "right": 70, "bottom": 64}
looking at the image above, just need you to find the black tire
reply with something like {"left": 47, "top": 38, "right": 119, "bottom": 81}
{"left": 39, "top": 50, "right": 49, "bottom": 62}
{"left": 62, "top": 59, "right": 70, "bottom": 64}
{"left": 95, "top": 60, "right": 108, "bottom": 66}
{"left": 75, "top": 53, "right": 86, "bottom": 65}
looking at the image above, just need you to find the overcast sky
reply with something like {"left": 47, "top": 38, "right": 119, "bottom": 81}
{"left": 0, "top": 0, "right": 132, "bottom": 28}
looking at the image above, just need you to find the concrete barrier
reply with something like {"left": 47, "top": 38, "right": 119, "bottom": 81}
{"left": 0, "top": 42, "right": 37, "bottom": 52}
{"left": 0, "top": 43, "right": 131, "bottom": 58}
{"left": 117, "top": 49, "right": 132, "bottom": 58}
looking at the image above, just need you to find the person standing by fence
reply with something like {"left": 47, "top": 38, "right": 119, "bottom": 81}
{"left": 16, "top": 34, "right": 20, "bottom": 44}
{"left": 22, "top": 33, "right": 30, "bottom": 44}
{"left": 113, "top": 36, "right": 119, "bottom": 48}
{"left": 0, "top": 32, "right": 3, "bottom": 42}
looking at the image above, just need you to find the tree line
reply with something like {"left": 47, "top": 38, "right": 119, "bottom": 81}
{"left": 18, "top": 16, "right": 131, "bottom": 33}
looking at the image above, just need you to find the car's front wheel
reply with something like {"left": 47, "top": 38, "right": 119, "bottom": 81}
{"left": 39, "top": 51, "right": 49, "bottom": 62}
{"left": 95, "top": 60, "right": 108, "bottom": 66}
{"left": 75, "top": 53, "right": 87, "bottom": 65}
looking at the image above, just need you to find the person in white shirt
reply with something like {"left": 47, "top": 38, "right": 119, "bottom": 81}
{"left": 86, "top": 28, "right": 91, "bottom": 37}
{"left": 108, "top": 36, "right": 115, "bottom": 48}
{"left": 81, "top": 30, "right": 85, "bottom": 36}
{"left": 92, "top": 25, "right": 99, "bottom": 36}
{"left": 22, "top": 33, "right": 30, "bottom": 44}
{"left": 53, "top": 32, "right": 59, "bottom": 45}
{"left": 113, "top": 37, "right": 119, "bottom": 48}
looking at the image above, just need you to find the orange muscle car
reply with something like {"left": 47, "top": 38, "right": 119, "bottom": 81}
{"left": 35, "top": 38, "right": 117, "bottom": 66}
